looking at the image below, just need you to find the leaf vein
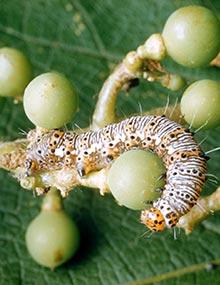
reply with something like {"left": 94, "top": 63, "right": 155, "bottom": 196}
{"left": 121, "top": 258, "right": 220, "bottom": 285}
{"left": 0, "top": 24, "right": 121, "bottom": 61}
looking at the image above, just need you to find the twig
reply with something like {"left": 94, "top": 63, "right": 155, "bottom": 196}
{"left": 91, "top": 34, "right": 185, "bottom": 130}
{"left": 178, "top": 187, "right": 220, "bottom": 234}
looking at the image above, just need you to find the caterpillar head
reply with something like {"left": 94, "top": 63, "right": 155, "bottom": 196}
{"left": 141, "top": 207, "right": 165, "bottom": 232}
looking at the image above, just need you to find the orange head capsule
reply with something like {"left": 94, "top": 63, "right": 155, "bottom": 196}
{"left": 141, "top": 207, "right": 165, "bottom": 232}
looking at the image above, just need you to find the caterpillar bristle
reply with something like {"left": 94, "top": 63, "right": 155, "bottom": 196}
{"left": 169, "top": 97, "right": 178, "bottom": 118}
{"left": 163, "top": 94, "right": 170, "bottom": 116}
{"left": 194, "top": 120, "right": 209, "bottom": 134}
{"left": 206, "top": 173, "right": 219, "bottom": 181}
{"left": 138, "top": 101, "right": 143, "bottom": 116}
{"left": 206, "top": 147, "right": 220, "bottom": 155}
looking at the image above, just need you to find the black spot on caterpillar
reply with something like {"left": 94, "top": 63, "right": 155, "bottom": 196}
{"left": 25, "top": 115, "right": 207, "bottom": 232}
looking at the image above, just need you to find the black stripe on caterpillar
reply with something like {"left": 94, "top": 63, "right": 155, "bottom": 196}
{"left": 25, "top": 115, "right": 208, "bottom": 232}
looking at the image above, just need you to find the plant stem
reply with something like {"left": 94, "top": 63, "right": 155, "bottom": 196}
{"left": 91, "top": 34, "right": 185, "bottom": 130}
{"left": 178, "top": 187, "right": 220, "bottom": 234}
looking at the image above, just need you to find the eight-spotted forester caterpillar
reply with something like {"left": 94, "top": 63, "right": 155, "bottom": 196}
{"left": 25, "top": 115, "right": 208, "bottom": 232}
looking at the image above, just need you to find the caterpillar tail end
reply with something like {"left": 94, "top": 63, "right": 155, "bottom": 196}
{"left": 140, "top": 208, "right": 165, "bottom": 232}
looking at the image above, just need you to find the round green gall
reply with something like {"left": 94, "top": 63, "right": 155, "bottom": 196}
{"left": 107, "top": 150, "right": 165, "bottom": 210}
{"left": 25, "top": 210, "right": 80, "bottom": 269}
{"left": 180, "top": 79, "right": 220, "bottom": 129}
{"left": 23, "top": 72, "right": 78, "bottom": 129}
{"left": 162, "top": 6, "right": 220, "bottom": 67}
{"left": 0, "top": 47, "right": 32, "bottom": 97}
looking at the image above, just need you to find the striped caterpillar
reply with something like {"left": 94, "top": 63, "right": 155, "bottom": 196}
{"left": 25, "top": 115, "right": 208, "bottom": 232}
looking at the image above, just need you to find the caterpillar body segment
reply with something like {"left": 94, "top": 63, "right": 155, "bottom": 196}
{"left": 25, "top": 115, "right": 207, "bottom": 231}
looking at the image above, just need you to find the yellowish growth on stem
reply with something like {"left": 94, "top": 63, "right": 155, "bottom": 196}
{"left": 0, "top": 140, "right": 27, "bottom": 170}
{"left": 42, "top": 188, "right": 63, "bottom": 211}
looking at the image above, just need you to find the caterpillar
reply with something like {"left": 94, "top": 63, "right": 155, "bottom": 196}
{"left": 25, "top": 115, "right": 208, "bottom": 232}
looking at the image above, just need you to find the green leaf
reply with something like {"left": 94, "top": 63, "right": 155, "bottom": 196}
{"left": 0, "top": 1, "right": 220, "bottom": 284}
